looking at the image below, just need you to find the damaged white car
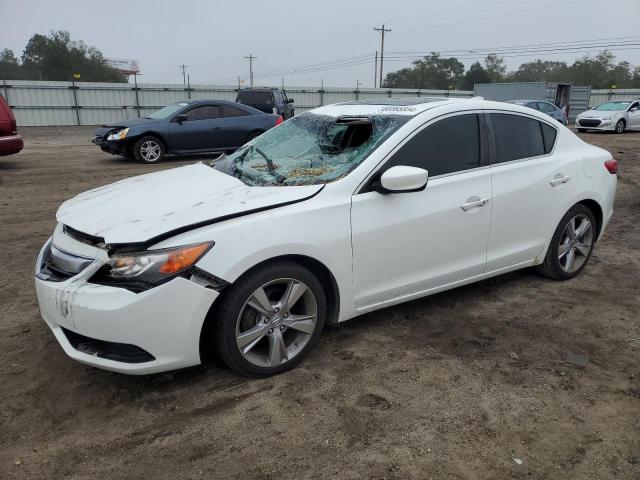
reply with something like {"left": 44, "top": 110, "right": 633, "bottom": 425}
{"left": 35, "top": 97, "right": 617, "bottom": 377}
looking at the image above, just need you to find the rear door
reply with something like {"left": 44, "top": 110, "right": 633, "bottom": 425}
{"left": 168, "top": 105, "right": 227, "bottom": 152}
{"left": 351, "top": 112, "right": 492, "bottom": 308}
{"left": 485, "top": 112, "right": 579, "bottom": 271}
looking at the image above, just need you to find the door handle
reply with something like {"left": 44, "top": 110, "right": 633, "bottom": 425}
{"left": 213, "top": 126, "right": 221, "bottom": 130}
{"left": 550, "top": 174, "right": 571, "bottom": 187}
{"left": 460, "top": 196, "right": 490, "bottom": 211}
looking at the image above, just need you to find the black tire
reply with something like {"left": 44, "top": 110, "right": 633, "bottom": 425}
{"left": 615, "top": 119, "right": 625, "bottom": 134}
{"left": 133, "top": 135, "right": 165, "bottom": 163}
{"left": 537, "top": 204, "right": 597, "bottom": 280}
{"left": 577, "top": 128, "right": 587, "bottom": 133}
{"left": 211, "top": 261, "right": 326, "bottom": 377}
{"left": 246, "top": 130, "right": 263, "bottom": 143}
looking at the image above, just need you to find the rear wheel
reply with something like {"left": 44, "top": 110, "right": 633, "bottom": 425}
{"left": 134, "top": 136, "right": 165, "bottom": 163}
{"left": 212, "top": 261, "right": 326, "bottom": 377}
{"left": 615, "top": 119, "right": 625, "bottom": 134}
{"left": 537, "top": 204, "right": 596, "bottom": 280}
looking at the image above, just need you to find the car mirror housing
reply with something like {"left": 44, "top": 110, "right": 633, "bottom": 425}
{"left": 375, "top": 166, "right": 429, "bottom": 194}
{"left": 175, "top": 114, "right": 188, "bottom": 123}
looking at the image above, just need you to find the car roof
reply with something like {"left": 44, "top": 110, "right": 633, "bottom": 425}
{"left": 238, "top": 88, "right": 280, "bottom": 92}
{"left": 310, "top": 96, "right": 563, "bottom": 122}
{"left": 182, "top": 99, "right": 239, "bottom": 106}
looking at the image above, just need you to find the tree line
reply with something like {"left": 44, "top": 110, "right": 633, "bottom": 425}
{"left": 383, "top": 51, "right": 640, "bottom": 90}
{"left": 0, "top": 31, "right": 127, "bottom": 83}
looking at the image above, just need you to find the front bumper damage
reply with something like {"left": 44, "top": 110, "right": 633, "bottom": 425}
{"left": 34, "top": 225, "right": 218, "bottom": 375}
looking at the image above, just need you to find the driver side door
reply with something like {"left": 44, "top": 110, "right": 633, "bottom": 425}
{"left": 168, "top": 105, "right": 227, "bottom": 152}
{"left": 628, "top": 101, "right": 640, "bottom": 129}
{"left": 351, "top": 113, "right": 493, "bottom": 309}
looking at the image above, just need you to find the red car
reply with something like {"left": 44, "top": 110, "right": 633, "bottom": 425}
{"left": 0, "top": 94, "right": 23, "bottom": 156}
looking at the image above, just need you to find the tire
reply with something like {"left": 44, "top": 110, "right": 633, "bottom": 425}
{"left": 615, "top": 119, "right": 625, "bottom": 134}
{"left": 537, "top": 204, "right": 597, "bottom": 280}
{"left": 246, "top": 131, "right": 263, "bottom": 143}
{"left": 133, "top": 135, "right": 165, "bottom": 163}
{"left": 577, "top": 128, "right": 587, "bottom": 133}
{"left": 212, "top": 261, "right": 326, "bottom": 377}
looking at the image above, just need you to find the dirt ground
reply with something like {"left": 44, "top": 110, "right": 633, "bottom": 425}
{"left": 0, "top": 126, "right": 638, "bottom": 480}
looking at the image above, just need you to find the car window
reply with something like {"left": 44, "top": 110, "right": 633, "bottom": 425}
{"left": 383, "top": 114, "right": 481, "bottom": 177}
{"left": 237, "top": 91, "right": 273, "bottom": 106}
{"left": 489, "top": 113, "right": 545, "bottom": 163}
{"left": 223, "top": 104, "right": 250, "bottom": 117}
{"left": 536, "top": 102, "right": 548, "bottom": 113}
{"left": 629, "top": 102, "right": 640, "bottom": 111}
{"left": 184, "top": 105, "right": 221, "bottom": 121}
{"left": 541, "top": 123, "right": 557, "bottom": 153}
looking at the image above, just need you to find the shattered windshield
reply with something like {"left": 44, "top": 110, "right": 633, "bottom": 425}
{"left": 212, "top": 112, "right": 405, "bottom": 186}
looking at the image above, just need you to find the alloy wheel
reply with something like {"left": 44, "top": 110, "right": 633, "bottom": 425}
{"left": 235, "top": 278, "right": 317, "bottom": 367}
{"left": 558, "top": 214, "right": 593, "bottom": 274}
{"left": 615, "top": 120, "right": 625, "bottom": 134}
{"left": 140, "top": 140, "right": 161, "bottom": 162}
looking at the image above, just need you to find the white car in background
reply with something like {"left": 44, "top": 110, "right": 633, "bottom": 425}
{"left": 35, "top": 97, "right": 617, "bottom": 377}
{"left": 576, "top": 99, "right": 640, "bottom": 133}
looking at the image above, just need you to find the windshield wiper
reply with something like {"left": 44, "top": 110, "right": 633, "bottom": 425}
{"left": 253, "top": 147, "right": 286, "bottom": 184}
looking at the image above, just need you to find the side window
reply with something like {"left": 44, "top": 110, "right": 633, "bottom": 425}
{"left": 629, "top": 101, "right": 640, "bottom": 111}
{"left": 541, "top": 123, "right": 557, "bottom": 153}
{"left": 489, "top": 113, "right": 545, "bottom": 163}
{"left": 223, "top": 104, "right": 250, "bottom": 117}
{"left": 184, "top": 105, "right": 220, "bottom": 121}
{"left": 383, "top": 114, "right": 481, "bottom": 177}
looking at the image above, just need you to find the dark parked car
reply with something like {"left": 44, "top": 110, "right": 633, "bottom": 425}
{"left": 0, "top": 94, "right": 24, "bottom": 156}
{"left": 236, "top": 88, "right": 294, "bottom": 119}
{"left": 507, "top": 99, "right": 568, "bottom": 125}
{"left": 93, "top": 100, "right": 283, "bottom": 163}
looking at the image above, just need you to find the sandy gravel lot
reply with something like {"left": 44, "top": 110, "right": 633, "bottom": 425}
{"left": 1, "top": 126, "right": 638, "bottom": 479}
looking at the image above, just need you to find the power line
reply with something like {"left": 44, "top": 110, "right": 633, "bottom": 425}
{"left": 373, "top": 23, "right": 391, "bottom": 87}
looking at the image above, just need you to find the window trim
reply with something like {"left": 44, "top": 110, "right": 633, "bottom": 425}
{"left": 484, "top": 110, "right": 559, "bottom": 167}
{"left": 355, "top": 110, "right": 489, "bottom": 195}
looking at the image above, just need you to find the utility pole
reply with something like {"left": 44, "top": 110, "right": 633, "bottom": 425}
{"left": 373, "top": 24, "right": 391, "bottom": 88}
{"left": 179, "top": 64, "right": 188, "bottom": 85}
{"left": 244, "top": 54, "right": 257, "bottom": 87}
{"left": 374, "top": 51, "right": 378, "bottom": 88}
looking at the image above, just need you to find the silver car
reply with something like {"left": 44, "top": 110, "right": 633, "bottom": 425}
{"left": 508, "top": 99, "right": 568, "bottom": 125}
{"left": 576, "top": 100, "right": 640, "bottom": 133}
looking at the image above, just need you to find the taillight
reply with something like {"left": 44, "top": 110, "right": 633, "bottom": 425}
{"left": 274, "top": 115, "right": 283, "bottom": 126}
{"left": 10, "top": 116, "right": 17, "bottom": 134}
{"left": 604, "top": 159, "right": 618, "bottom": 174}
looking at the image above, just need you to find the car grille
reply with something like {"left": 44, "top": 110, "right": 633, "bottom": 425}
{"left": 37, "top": 242, "right": 94, "bottom": 282}
{"left": 578, "top": 119, "right": 601, "bottom": 127}
{"left": 61, "top": 327, "right": 155, "bottom": 363}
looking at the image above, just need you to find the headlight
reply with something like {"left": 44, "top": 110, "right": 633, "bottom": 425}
{"left": 90, "top": 242, "right": 213, "bottom": 291}
{"left": 107, "top": 128, "right": 129, "bottom": 141}
{"left": 601, "top": 115, "right": 614, "bottom": 121}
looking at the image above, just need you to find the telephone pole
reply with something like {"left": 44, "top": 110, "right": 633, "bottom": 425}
{"left": 244, "top": 54, "right": 257, "bottom": 87}
{"left": 373, "top": 24, "right": 391, "bottom": 88}
{"left": 179, "top": 64, "right": 188, "bottom": 85}
{"left": 374, "top": 51, "right": 378, "bottom": 88}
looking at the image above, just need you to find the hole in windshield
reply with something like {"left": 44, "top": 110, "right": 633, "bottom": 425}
{"left": 211, "top": 112, "right": 405, "bottom": 186}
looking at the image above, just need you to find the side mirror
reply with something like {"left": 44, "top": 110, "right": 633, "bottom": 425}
{"left": 374, "top": 166, "right": 429, "bottom": 194}
{"left": 287, "top": 98, "right": 294, "bottom": 104}
{"left": 175, "top": 114, "right": 188, "bottom": 123}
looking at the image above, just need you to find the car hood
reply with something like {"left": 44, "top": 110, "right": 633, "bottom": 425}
{"left": 579, "top": 109, "right": 624, "bottom": 119}
{"left": 57, "top": 163, "right": 323, "bottom": 245}
{"left": 94, "top": 117, "right": 157, "bottom": 136}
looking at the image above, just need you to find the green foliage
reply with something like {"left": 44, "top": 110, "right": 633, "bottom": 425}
{"left": 0, "top": 31, "right": 127, "bottom": 82}
{"left": 384, "top": 50, "right": 640, "bottom": 89}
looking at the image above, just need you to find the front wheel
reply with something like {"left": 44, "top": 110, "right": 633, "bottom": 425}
{"left": 615, "top": 119, "right": 625, "bottom": 134}
{"left": 212, "top": 261, "right": 326, "bottom": 377}
{"left": 134, "top": 136, "right": 165, "bottom": 163}
{"left": 537, "top": 204, "right": 596, "bottom": 280}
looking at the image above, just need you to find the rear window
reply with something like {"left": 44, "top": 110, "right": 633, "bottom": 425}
{"left": 489, "top": 113, "right": 545, "bottom": 163}
{"left": 237, "top": 91, "right": 273, "bottom": 106}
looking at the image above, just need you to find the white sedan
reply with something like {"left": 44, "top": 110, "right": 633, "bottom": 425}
{"left": 35, "top": 97, "right": 618, "bottom": 377}
{"left": 576, "top": 99, "right": 640, "bottom": 133}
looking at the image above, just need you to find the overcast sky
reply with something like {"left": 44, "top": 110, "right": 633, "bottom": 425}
{"left": 1, "top": 0, "right": 639, "bottom": 87}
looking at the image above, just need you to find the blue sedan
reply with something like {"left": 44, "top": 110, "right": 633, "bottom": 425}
{"left": 93, "top": 100, "right": 283, "bottom": 163}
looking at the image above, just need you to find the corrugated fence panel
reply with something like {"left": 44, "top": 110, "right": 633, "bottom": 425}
{"left": 589, "top": 89, "right": 640, "bottom": 107}
{"left": 1, "top": 79, "right": 474, "bottom": 126}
